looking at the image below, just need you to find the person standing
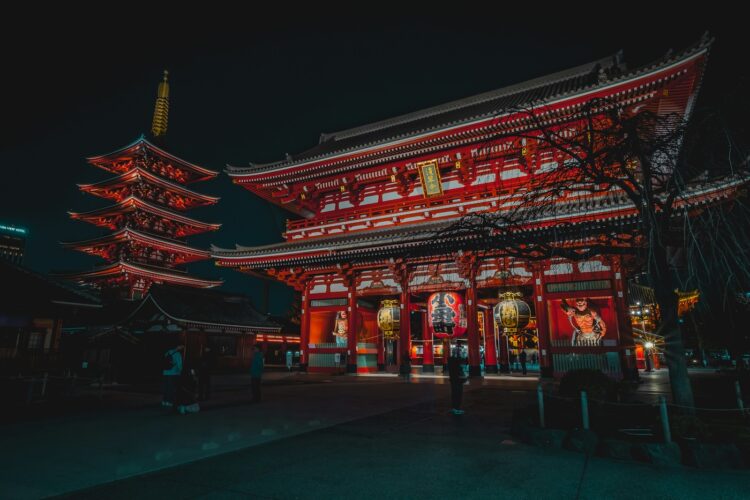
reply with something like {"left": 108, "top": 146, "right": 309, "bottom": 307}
{"left": 519, "top": 349, "right": 528, "bottom": 375}
{"left": 162, "top": 344, "right": 184, "bottom": 407}
{"left": 402, "top": 351, "right": 412, "bottom": 383}
{"left": 286, "top": 349, "right": 293, "bottom": 372}
{"left": 197, "top": 346, "right": 215, "bottom": 401}
{"left": 250, "top": 344, "right": 264, "bottom": 403}
{"left": 448, "top": 350, "right": 466, "bottom": 415}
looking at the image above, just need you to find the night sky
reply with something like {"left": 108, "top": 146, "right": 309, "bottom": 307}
{"left": 1, "top": 11, "right": 746, "bottom": 315}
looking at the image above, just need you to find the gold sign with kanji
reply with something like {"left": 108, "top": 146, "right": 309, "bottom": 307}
{"left": 417, "top": 159, "right": 443, "bottom": 198}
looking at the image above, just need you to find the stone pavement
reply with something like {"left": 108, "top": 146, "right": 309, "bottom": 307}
{"left": 1, "top": 373, "right": 497, "bottom": 499}
{"left": 3, "top": 371, "right": 748, "bottom": 499}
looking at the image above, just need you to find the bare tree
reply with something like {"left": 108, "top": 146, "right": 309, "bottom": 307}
{"left": 434, "top": 96, "right": 749, "bottom": 410}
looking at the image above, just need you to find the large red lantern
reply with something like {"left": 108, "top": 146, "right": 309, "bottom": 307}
{"left": 427, "top": 291, "right": 467, "bottom": 338}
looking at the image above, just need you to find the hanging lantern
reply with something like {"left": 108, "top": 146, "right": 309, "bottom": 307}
{"left": 428, "top": 291, "right": 467, "bottom": 338}
{"left": 377, "top": 299, "right": 401, "bottom": 340}
{"left": 494, "top": 291, "right": 531, "bottom": 333}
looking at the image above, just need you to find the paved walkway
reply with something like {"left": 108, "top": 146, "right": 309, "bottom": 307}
{"left": 3, "top": 371, "right": 747, "bottom": 499}
{"left": 1, "top": 374, "right": 515, "bottom": 499}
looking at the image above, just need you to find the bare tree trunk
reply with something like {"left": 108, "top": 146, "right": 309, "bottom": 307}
{"left": 653, "top": 274, "right": 696, "bottom": 413}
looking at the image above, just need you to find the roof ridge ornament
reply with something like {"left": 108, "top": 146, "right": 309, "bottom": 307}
{"left": 151, "top": 70, "right": 170, "bottom": 139}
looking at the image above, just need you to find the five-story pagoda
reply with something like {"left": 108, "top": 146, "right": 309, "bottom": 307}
{"left": 60, "top": 71, "right": 222, "bottom": 299}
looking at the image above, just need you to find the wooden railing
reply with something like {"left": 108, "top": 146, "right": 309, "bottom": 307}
{"left": 285, "top": 188, "right": 509, "bottom": 236}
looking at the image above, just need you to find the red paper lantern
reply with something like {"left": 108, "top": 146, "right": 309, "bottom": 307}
{"left": 427, "top": 291, "right": 467, "bottom": 338}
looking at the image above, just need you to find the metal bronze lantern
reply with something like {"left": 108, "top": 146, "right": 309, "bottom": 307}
{"left": 428, "top": 291, "right": 467, "bottom": 338}
{"left": 493, "top": 291, "right": 531, "bottom": 333}
{"left": 377, "top": 299, "right": 401, "bottom": 340}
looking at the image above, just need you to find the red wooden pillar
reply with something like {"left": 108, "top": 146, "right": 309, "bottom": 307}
{"left": 347, "top": 285, "right": 358, "bottom": 374}
{"left": 613, "top": 258, "right": 637, "bottom": 380}
{"left": 399, "top": 286, "right": 411, "bottom": 374}
{"left": 534, "top": 267, "right": 552, "bottom": 378}
{"left": 484, "top": 308, "right": 498, "bottom": 373}
{"left": 300, "top": 285, "right": 311, "bottom": 372}
{"left": 422, "top": 310, "right": 434, "bottom": 372}
{"left": 467, "top": 280, "right": 481, "bottom": 377}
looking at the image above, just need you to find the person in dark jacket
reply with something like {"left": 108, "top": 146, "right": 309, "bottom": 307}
{"left": 519, "top": 349, "right": 528, "bottom": 375}
{"left": 448, "top": 351, "right": 466, "bottom": 415}
{"left": 250, "top": 344, "right": 264, "bottom": 403}
{"left": 197, "top": 346, "right": 216, "bottom": 401}
{"left": 162, "top": 345, "right": 184, "bottom": 408}
{"left": 176, "top": 368, "right": 200, "bottom": 414}
{"left": 402, "top": 351, "right": 412, "bottom": 383}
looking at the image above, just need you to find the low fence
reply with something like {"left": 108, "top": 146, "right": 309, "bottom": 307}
{"left": 0, "top": 348, "right": 61, "bottom": 374}
{"left": 552, "top": 352, "right": 622, "bottom": 378}
{"left": 534, "top": 381, "right": 750, "bottom": 443}
{"left": 1, "top": 373, "right": 106, "bottom": 404}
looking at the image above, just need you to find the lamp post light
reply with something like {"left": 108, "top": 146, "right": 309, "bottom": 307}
{"left": 644, "top": 341, "right": 655, "bottom": 372}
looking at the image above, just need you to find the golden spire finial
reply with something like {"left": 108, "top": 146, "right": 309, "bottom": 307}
{"left": 151, "top": 70, "right": 170, "bottom": 138}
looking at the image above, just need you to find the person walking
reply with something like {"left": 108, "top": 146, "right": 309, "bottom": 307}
{"left": 250, "top": 344, "right": 264, "bottom": 403}
{"left": 162, "top": 344, "right": 184, "bottom": 408}
{"left": 176, "top": 367, "right": 200, "bottom": 414}
{"left": 402, "top": 351, "right": 412, "bottom": 383}
{"left": 519, "top": 349, "right": 528, "bottom": 375}
{"left": 448, "top": 350, "right": 466, "bottom": 415}
{"left": 286, "top": 349, "right": 293, "bottom": 372}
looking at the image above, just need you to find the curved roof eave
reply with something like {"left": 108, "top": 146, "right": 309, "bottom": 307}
{"left": 229, "top": 37, "right": 711, "bottom": 179}
{"left": 86, "top": 136, "right": 219, "bottom": 178}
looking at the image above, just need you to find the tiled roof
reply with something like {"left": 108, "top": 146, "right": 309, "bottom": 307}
{"left": 144, "top": 285, "right": 281, "bottom": 330}
{"left": 57, "top": 260, "right": 223, "bottom": 288}
{"left": 214, "top": 173, "right": 744, "bottom": 268}
{"left": 228, "top": 35, "right": 711, "bottom": 177}
{"left": 0, "top": 260, "right": 101, "bottom": 318}
{"left": 212, "top": 218, "right": 454, "bottom": 259}
{"left": 88, "top": 136, "right": 218, "bottom": 180}
{"left": 213, "top": 193, "right": 637, "bottom": 266}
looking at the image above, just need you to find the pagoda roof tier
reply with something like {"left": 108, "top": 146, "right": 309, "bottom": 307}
{"left": 61, "top": 227, "right": 211, "bottom": 264}
{"left": 227, "top": 36, "right": 711, "bottom": 217}
{"left": 78, "top": 167, "right": 219, "bottom": 210}
{"left": 58, "top": 261, "right": 222, "bottom": 289}
{"left": 213, "top": 174, "right": 743, "bottom": 269}
{"left": 69, "top": 196, "right": 221, "bottom": 236}
{"left": 88, "top": 136, "right": 218, "bottom": 184}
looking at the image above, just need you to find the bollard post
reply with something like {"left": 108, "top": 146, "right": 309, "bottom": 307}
{"left": 659, "top": 396, "right": 672, "bottom": 443}
{"left": 41, "top": 372, "right": 49, "bottom": 399}
{"left": 581, "top": 390, "right": 589, "bottom": 430}
{"left": 735, "top": 381, "right": 745, "bottom": 414}
{"left": 537, "top": 383, "right": 545, "bottom": 428}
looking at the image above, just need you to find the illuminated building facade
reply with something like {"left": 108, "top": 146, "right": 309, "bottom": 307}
{"left": 212, "top": 40, "right": 731, "bottom": 378}
{"left": 0, "top": 223, "right": 27, "bottom": 265}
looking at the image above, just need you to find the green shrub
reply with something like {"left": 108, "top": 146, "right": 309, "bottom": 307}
{"left": 559, "top": 369, "right": 615, "bottom": 401}
{"left": 671, "top": 415, "right": 706, "bottom": 440}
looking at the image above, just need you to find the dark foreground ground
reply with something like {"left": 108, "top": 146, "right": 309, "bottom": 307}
{"left": 2, "top": 370, "right": 749, "bottom": 499}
